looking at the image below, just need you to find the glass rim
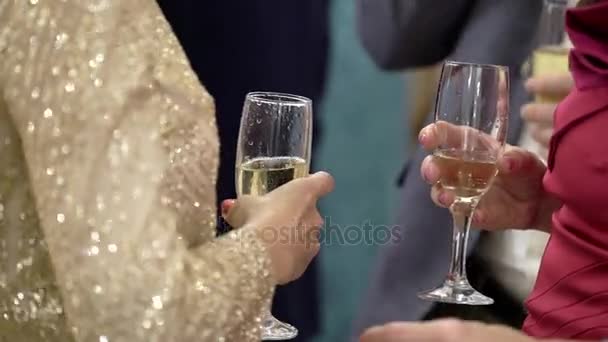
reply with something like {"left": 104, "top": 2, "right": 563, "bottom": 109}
{"left": 444, "top": 60, "right": 510, "bottom": 72}
{"left": 544, "top": 0, "right": 570, "bottom": 5}
{"left": 246, "top": 91, "right": 312, "bottom": 106}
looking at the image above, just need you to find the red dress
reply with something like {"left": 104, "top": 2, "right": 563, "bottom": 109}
{"left": 522, "top": 2, "right": 608, "bottom": 340}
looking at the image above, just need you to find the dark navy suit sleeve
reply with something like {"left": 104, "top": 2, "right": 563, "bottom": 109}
{"left": 356, "top": 0, "right": 476, "bottom": 69}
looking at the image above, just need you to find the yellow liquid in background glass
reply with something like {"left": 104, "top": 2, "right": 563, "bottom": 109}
{"left": 532, "top": 45, "right": 570, "bottom": 103}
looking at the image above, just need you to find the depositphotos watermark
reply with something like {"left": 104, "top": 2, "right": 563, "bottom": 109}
{"left": 243, "top": 216, "right": 403, "bottom": 248}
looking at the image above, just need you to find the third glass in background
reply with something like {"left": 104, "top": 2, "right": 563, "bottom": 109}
{"left": 525, "top": 0, "right": 574, "bottom": 159}
{"left": 532, "top": 0, "right": 574, "bottom": 102}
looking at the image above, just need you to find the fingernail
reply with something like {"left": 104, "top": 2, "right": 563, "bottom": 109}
{"left": 221, "top": 199, "right": 235, "bottom": 215}
{"left": 362, "top": 326, "right": 382, "bottom": 335}
{"left": 438, "top": 192, "right": 450, "bottom": 206}
{"left": 423, "top": 166, "right": 438, "bottom": 183}
{"left": 422, "top": 169, "right": 431, "bottom": 183}
{"left": 503, "top": 157, "right": 515, "bottom": 172}
{"left": 418, "top": 132, "right": 428, "bottom": 145}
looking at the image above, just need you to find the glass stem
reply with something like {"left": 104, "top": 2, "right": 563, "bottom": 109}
{"left": 447, "top": 198, "right": 478, "bottom": 285}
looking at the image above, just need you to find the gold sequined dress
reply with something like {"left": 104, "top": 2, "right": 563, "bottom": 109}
{"left": 0, "top": 1, "right": 274, "bottom": 341}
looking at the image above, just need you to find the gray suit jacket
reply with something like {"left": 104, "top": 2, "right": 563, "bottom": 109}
{"left": 351, "top": 0, "right": 542, "bottom": 338}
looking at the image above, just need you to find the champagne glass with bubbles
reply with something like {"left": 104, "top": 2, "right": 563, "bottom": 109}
{"left": 235, "top": 92, "right": 312, "bottom": 340}
{"left": 418, "top": 61, "right": 509, "bottom": 305}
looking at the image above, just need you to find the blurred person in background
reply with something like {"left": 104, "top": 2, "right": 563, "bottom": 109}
{"left": 352, "top": 0, "right": 575, "bottom": 336}
{"left": 157, "top": 2, "right": 330, "bottom": 340}
{"left": 395, "top": 65, "right": 441, "bottom": 187}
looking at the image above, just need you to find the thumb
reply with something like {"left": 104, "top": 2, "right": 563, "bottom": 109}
{"left": 283, "top": 171, "right": 335, "bottom": 201}
{"left": 221, "top": 199, "right": 236, "bottom": 218}
{"left": 304, "top": 171, "right": 335, "bottom": 199}
{"left": 498, "top": 147, "right": 545, "bottom": 176}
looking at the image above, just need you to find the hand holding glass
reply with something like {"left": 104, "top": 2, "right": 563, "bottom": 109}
{"left": 418, "top": 61, "right": 509, "bottom": 305}
{"left": 235, "top": 92, "right": 312, "bottom": 340}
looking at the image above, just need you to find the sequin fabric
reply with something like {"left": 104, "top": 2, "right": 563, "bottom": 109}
{"left": 0, "top": 1, "right": 274, "bottom": 341}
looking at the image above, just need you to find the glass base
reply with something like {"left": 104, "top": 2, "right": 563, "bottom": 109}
{"left": 261, "top": 315, "right": 298, "bottom": 340}
{"left": 418, "top": 280, "right": 494, "bottom": 305}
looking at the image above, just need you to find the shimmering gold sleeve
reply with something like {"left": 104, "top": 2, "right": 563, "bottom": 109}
{"left": 0, "top": 1, "right": 273, "bottom": 341}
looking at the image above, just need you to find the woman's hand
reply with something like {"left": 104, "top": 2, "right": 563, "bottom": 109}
{"left": 419, "top": 124, "right": 558, "bottom": 232}
{"left": 223, "top": 171, "right": 334, "bottom": 285}
{"left": 521, "top": 73, "right": 573, "bottom": 148}
{"left": 360, "top": 320, "right": 586, "bottom": 342}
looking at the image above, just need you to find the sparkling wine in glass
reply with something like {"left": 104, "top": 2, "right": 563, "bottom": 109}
{"left": 418, "top": 61, "right": 509, "bottom": 305}
{"left": 532, "top": 0, "right": 573, "bottom": 103}
{"left": 524, "top": 0, "right": 573, "bottom": 161}
{"left": 236, "top": 92, "right": 313, "bottom": 340}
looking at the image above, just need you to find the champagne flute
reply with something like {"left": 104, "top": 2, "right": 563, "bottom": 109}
{"left": 523, "top": 0, "right": 574, "bottom": 159}
{"left": 532, "top": 0, "right": 574, "bottom": 101}
{"left": 418, "top": 61, "right": 509, "bottom": 305}
{"left": 235, "top": 92, "right": 313, "bottom": 340}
